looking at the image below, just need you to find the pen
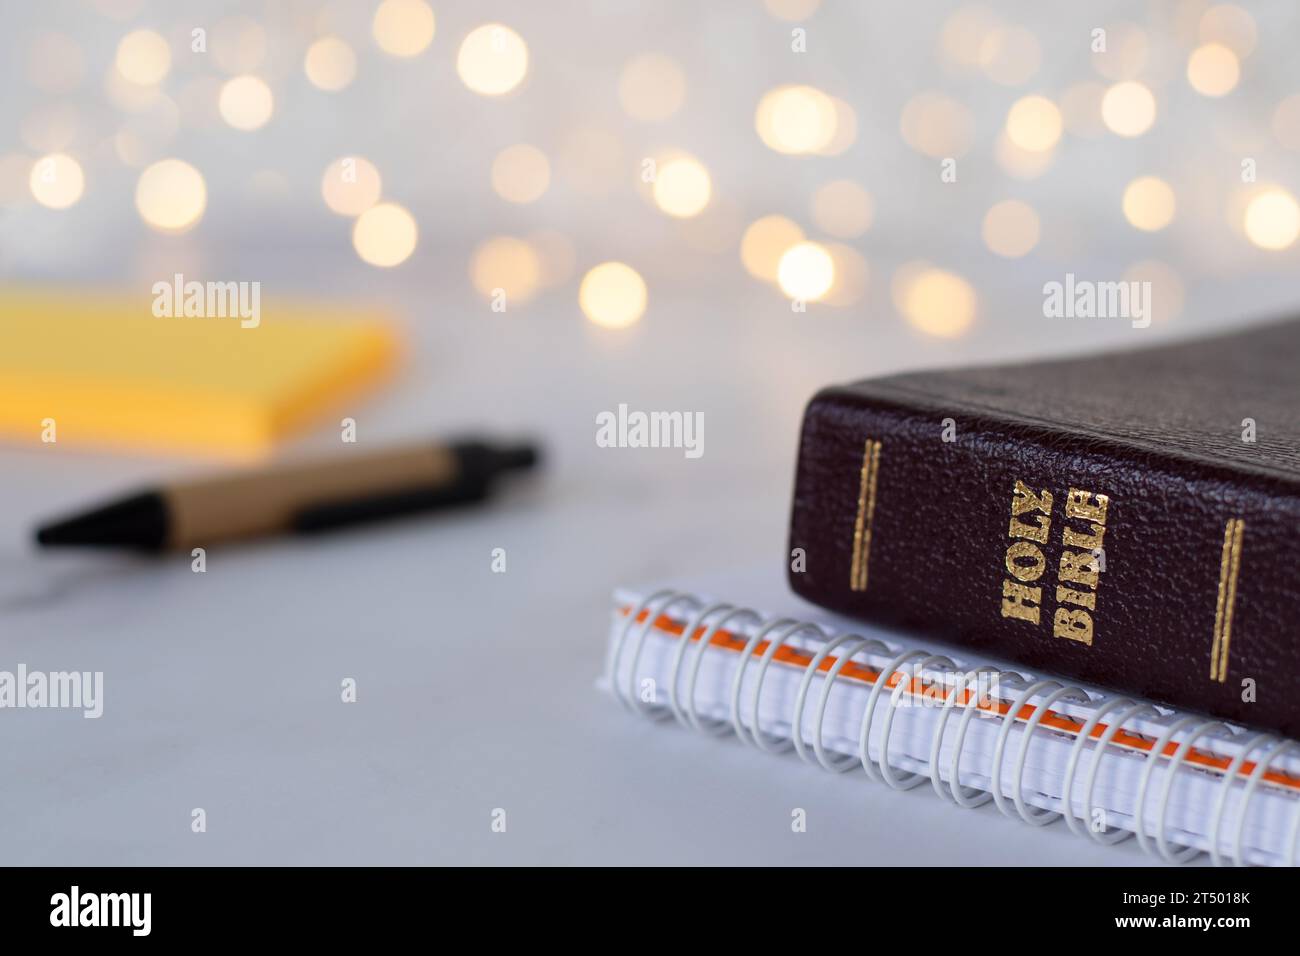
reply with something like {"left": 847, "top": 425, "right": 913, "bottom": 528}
{"left": 34, "top": 438, "right": 539, "bottom": 552}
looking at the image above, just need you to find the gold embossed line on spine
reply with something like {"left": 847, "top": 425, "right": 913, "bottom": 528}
{"left": 849, "top": 438, "right": 881, "bottom": 592}
{"left": 1209, "top": 518, "right": 1245, "bottom": 682}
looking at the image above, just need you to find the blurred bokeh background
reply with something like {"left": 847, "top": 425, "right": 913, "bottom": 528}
{"left": 3, "top": 0, "right": 1300, "bottom": 575}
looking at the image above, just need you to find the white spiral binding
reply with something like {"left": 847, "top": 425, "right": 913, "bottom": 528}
{"left": 671, "top": 603, "right": 762, "bottom": 736}
{"left": 858, "top": 649, "right": 930, "bottom": 787}
{"left": 791, "top": 632, "right": 872, "bottom": 772}
{"left": 811, "top": 638, "right": 880, "bottom": 772}
{"left": 1208, "top": 731, "right": 1273, "bottom": 866}
{"left": 1085, "top": 702, "right": 1161, "bottom": 846}
{"left": 930, "top": 664, "right": 1001, "bottom": 808}
{"left": 611, "top": 596, "right": 1300, "bottom": 865}
{"left": 945, "top": 669, "right": 1010, "bottom": 809}
{"left": 877, "top": 654, "right": 954, "bottom": 791}
{"left": 990, "top": 679, "right": 1063, "bottom": 821}
{"left": 1233, "top": 739, "right": 1296, "bottom": 867}
{"left": 666, "top": 601, "right": 731, "bottom": 726}
{"left": 1135, "top": 715, "right": 1214, "bottom": 862}
{"left": 1061, "top": 696, "right": 1136, "bottom": 842}
{"left": 1142, "top": 718, "right": 1229, "bottom": 864}
{"left": 1006, "top": 683, "right": 1092, "bottom": 826}
{"left": 609, "top": 589, "right": 679, "bottom": 715}
{"left": 738, "top": 621, "right": 823, "bottom": 754}
{"left": 728, "top": 617, "right": 798, "bottom": 748}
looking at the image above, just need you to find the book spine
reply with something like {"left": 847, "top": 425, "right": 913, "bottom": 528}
{"left": 787, "top": 384, "right": 1300, "bottom": 737}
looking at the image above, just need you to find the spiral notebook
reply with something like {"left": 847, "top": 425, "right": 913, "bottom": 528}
{"left": 600, "top": 573, "right": 1300, "bottom": 866}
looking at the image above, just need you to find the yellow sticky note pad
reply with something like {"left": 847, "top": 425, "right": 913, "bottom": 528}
{"left": 0, "top": 288, "right": 400, "bottom": 459}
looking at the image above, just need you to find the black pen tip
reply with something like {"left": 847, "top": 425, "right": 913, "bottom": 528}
{"left": 34, "top": 525, "right": 65, "bottom": 546}
{"left": 499, "top": 444, "right": 540, "bottom": 472}
{"left": 34, "top": 492, "right": 168, "bottom": 551}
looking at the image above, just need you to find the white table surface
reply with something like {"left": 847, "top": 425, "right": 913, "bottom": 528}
{"left": 7, "top": 267, "right": 1288, "bottom": 866}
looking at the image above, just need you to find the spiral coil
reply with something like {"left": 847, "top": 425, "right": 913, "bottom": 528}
{"left": 608, "top": 592, "right": 1300, "bottom": 866}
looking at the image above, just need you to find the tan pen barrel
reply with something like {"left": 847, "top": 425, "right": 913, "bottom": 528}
{"left": 163, "top": 444, "right": 458, "bottom": 549}
{"left": 36, "top": 439, "right": 538, "bottom": 552}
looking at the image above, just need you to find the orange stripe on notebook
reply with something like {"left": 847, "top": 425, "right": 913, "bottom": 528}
{"left": 617, "top": 605, "right": 1300, "bottom": 794}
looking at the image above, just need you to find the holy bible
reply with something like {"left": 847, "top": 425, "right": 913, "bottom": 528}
{"left": 788, "top": 318, "right": 1300, "bottom": 737}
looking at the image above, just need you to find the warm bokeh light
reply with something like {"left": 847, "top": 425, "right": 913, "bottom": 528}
{"left": 811, "top": 180, "right": 873, "bottom": 238}
{"left": 1199, "top": 4, "right": 1257, "bottom": 57}
{"left": 618, "top": 54, "right": 686, "bottom": 123}
{"left": 900, "top": 267, "right": 944, "bottom": 319}
{"left": 1123, "top": 260, "right": 1185, "bottom": 323}
{"left": 981, "top": 200, "right": 1040, "bottom": 257}
{"left": 219, "top": 75, "right": 274, "bottom": 131}
{"left": 304, "top": 37, "right": 357, "bottom": 92}
{"left": 1091, "top": 21, "right": 1147, "bottom": 80}
{"left": 740, "top": 215, "right": 803, "bottom": 282}
{"left": 994, "top": 133, "right": 1055, "bottom": 179}
{"left": 1005, "top": 95, "right": 1062, "bottom": 152}
{"left": 1274, "top": 95, "right": 1300, "bottom": 151}
{"left": 352, "top": 202, "right": 419, "bottom": 267}
{"left": 491, "top": 144, "right": 550, "bottom": 204}
{"left": 821, "top": 243, "right": 870, "bottom": 308}
{"left": 894, "top": 264, "right": 977, "bottom": 338}
{"left": 819, "top": 98, "right": 859, "bottom": 156}
{"left": 28, "top": 6, "right": 1282, "bottom": 357}
{"left": 470, "top": 236, "right": 542, "bottom": 304}
{"left": 1243, "top": 188, "right": 1300, "bottom": 251}
{"left": 115, "top": 29, "right": 170, "bottom": 86}
{"left": 320, "top": 157, "right": 382, "bottom": 216}
{"left": 1122, "top": 176, "right": 1177, "bottom": 231}
{"left": 135, "top": 158, "right": 206, "bottom": 233}
{"left": 978, "top": 26, "right": 1040, "bottom": 86}
{"left": 28, "top": 153, "right": 84, "bottom": 209}
{"left": 457, "top": 24, "right": 529, "bottom": 96}
{"left": 579, "top": 262, "right": 647, "bottom": 329}
{"left": 372, "top": 0, "right": 435, "bottom": 58}
{"left": 900, "top": 92, "right": 974, "bottom": 157}
{"left": 756, "top": 85, "right": 838, "bottom": 155}
{"left": 777, "top": 241, "right": 834, "bottom": 301}
{"left": 1187, "top": 43, "right": 1240, "bottom": 97}
{"left": 106, "top": 70, "right": 164, "bottom": 115}
{"left": 1101, "top": 81, "right": 1156, "bottom": 137}
{"left": 652, "top": 155, "right": 711, "bottom": 218}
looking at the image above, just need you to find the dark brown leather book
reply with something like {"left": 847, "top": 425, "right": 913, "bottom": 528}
{"left": 788, "top": 319, "right": 1300, "bottom": 737}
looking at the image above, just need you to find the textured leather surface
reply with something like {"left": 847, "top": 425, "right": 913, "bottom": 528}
{"left": 788, "top": 319, "right": 1300, "bottom": 737}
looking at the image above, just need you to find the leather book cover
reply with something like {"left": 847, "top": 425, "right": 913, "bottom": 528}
{"left": 787, "top": 319, "right": 1300, "bottom": 737}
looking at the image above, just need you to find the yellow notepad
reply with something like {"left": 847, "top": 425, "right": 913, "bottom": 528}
{"left": 0, "top": 287, "right": 400, "bottom": 459}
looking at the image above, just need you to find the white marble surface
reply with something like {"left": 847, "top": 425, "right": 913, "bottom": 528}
{"left": 0, "top": 281, "right": 1199, "bottom": 866}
